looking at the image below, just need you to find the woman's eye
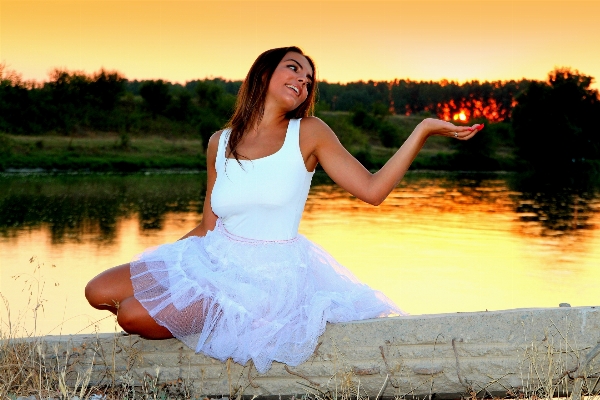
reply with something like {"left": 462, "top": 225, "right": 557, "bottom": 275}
{"left": 287, "top": 65, "right": 297, "bottom": 71}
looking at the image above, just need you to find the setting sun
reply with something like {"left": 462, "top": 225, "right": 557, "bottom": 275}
{"left": 453, "top": 111, "right": 468, "bottom": 122}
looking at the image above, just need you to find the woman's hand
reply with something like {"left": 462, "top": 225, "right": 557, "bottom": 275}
{"left": 419, "top": 118, "right": 484, "bottom": 140}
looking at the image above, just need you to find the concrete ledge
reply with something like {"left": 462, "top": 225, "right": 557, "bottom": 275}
{"left": 38, "top": 307, "right": 600, "bottom": 398}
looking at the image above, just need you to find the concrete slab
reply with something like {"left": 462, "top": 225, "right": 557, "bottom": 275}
{"left": 36, "top": 306, "right": 600, "bottom": 398}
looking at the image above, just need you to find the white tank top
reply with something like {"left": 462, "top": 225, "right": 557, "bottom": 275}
{"left": 211, "top": 119, "right": 315, "bottom": 241}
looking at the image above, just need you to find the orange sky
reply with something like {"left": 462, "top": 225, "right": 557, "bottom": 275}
{"left": 2, "top": 0, "right": 600, "bottom": 87}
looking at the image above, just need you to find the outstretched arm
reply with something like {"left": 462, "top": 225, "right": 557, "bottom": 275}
{"left": 304, "top": 117, "right": 482, "bottom": 206}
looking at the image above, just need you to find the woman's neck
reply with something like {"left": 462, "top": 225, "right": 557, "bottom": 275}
{"left": 252, "top": 108, "right": 289, "bottom": 137}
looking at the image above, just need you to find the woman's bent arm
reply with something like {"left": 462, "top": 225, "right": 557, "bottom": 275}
{"left": 303, "top": 117, "right": 481, "bottom": 206}
{"left": 179, "top": 131, "right": 221, "bottom": 240}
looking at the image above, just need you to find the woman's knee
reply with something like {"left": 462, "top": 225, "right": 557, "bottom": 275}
{"left": 84, "top": 279, "right": 101, "bottom": 308}
{"left": 85, "top": 278, "right": 114, "bottom": 310}
{"left": 84, "top": 264, "right": 133, "bottom": 310}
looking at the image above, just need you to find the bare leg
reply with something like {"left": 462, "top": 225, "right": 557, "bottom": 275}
{"left": 117, "top": 296, "right": 173, "bottom": 339}
{"left": 85, "top": 263, "right": 173, "bottom": 339}
{"left": 85, "top": 263, "right": 134, "bottom": 314}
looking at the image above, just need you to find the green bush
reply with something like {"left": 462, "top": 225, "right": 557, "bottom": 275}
{"left": 0, "top": 133, "right": 14, "bottom": 156}
{"left": 378, "top": 122, "right": 401, "bottom": 148}
{"left": 318, "top": 113, "right": 368, "bottom": 150}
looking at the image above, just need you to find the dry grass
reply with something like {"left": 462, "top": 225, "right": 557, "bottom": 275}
{"left": 301, "top": 370, "right": 374, "bottom": 400}
{"left": 3, "top": 320, "right": 600, "bottom": 400}
{"left": 0, "top": 258, "right": 198, "bottom": 400}
{"left": 513, "top": 320, "right": 600, "bottom": 400}
{"left": 299, "top": 318, "right": 600, "bottom": 400}
{"left": 0, "top": 274, "right": 377, "bottom": 400}
{"left": 0, "top": 331, "right": 199, "bottom": 399}
{"left": 3, "top": 260, "right": 600, "bottom": 399}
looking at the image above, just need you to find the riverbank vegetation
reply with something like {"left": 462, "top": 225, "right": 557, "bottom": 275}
{"left": 0, "top": 134, "right": 206, "bottom": 172}
{"left": 0, "top": 113, "right": 515, "bottom": 172}
{"left": 1, "top": 64, "right": 599, "bottom": 173}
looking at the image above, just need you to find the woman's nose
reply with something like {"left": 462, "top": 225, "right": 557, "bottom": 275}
{"left": 297, "top": 75, "right": 309, "bottom": 85}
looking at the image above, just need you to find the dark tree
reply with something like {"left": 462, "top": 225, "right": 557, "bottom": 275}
{"left": 89, "top": 69, "right": 126, "bottom": 111}
{"left": 351, "top": 108, "right": 379, "bottom": 130}
{"left": 196, "top": 80, "right": 223, "bottom": 109}
{"left": 167, "top": 90, "right": 193, "bottom": 121}
{"left": 140, "top": 80, "right": 172, "bottom": 118}
{"left": 42, "top": 69, "right": 96, "bottom": 133}
{"left": 0, "top": 80, "right": 37, "bottom": 134}
{"left": 195, "top": 81, "right": 235, "bottom": 149}
{"left": 186, "top": 78, "right": 241, "bottom": 97}
{"left": 450, "top": 123, "right": 499, "bottom": 170}
{"left": 511, "top": 68, "right": 600, "bottom": 170}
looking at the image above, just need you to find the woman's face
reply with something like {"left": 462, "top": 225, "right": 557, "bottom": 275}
{"left": 266, "top": 51, "right": 314, "bottom": 112}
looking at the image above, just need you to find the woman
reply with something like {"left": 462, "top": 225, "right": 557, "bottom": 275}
{"left": 85, "top": 46, "right": 482, "bottom": 373}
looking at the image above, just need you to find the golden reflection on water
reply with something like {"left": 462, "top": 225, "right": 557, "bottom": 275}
{"left": 1, "top": 212, "right": 203, "bottom": 336}
{"left": 2, "top": 176, "right": 600, "bottom": 336}
{"left": 299, "top": 179, "right": 600, "bottom": 315}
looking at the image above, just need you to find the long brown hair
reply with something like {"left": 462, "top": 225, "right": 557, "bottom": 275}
{"left": 225, "top": 46, "right": 317, "bottom": 162}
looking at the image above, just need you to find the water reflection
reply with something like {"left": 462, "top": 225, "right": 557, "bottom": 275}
{"left": 0, "top": 173, "right": 207, "bottom": 242}
{"left": 2, "top": 172, "right": 599, "bottom": 242}
{"left": 509, "top": 171, "right": 600, "bottom": 237}
{"left": 1, "top": 171, "right": 600, "bottom": 336}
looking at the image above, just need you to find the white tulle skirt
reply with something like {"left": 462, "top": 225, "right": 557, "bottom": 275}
{"left": 130, "top": 219, "right": 404, "bottom": 373}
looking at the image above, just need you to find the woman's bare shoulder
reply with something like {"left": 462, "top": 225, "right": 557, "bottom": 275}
{"left": 206, "top": 130, "right": 225, "bottom": 160}
{"left": 209, "top": 129, "right": 225, "bottom": 143}
{"left": 301, "top": 116, "right": 328, "bottom": 130}
{"left": 300, "top": 116, "right": 337, "bottom": 140}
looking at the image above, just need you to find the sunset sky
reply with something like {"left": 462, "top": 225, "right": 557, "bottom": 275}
{"left": 2, "top": 0, "right": 600, "bottom": 87}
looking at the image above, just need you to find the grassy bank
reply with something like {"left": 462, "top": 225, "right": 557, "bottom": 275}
{"left": 0, "top": 134, "right": 206, "bottom": 172}
{"left": 0, "top": 113, "right": 517, "bottom": 172}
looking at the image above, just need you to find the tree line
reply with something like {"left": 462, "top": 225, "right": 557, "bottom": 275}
{"left": 322, "top": 69, "right": 600, "bottom": 170}
{"left": 1, "top": 64, "right": 600, "bottom": 171}
{"left": 0, "top": 64, "right": 240, "bottom": 149}
{"left": 0, "top": 65, "right": 527, "bottom": 136}
{"left": 318, "top": 78, "right": 528, "bottom": 122}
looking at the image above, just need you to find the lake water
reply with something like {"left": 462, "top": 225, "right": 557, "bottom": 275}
{"left": 1, "top": 171, "right": 599, "bottom": 337}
